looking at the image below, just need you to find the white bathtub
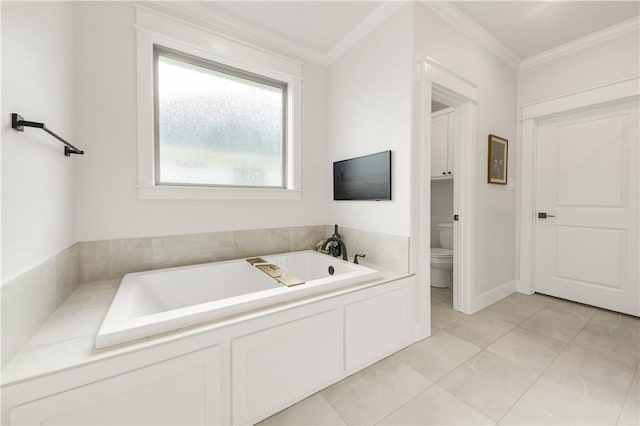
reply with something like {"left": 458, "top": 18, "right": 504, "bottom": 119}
{"left": 96, "top": 250, "right": 378, "bottom": 348}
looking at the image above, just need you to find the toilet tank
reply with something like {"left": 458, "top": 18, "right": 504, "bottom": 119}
{"left": 436, "top": 223, "right": 454, "bottom": 249}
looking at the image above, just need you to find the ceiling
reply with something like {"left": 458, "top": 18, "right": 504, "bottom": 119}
{"left": 452, "top": 1, "right": 639, "bottom": 58}
{"left": 197, "top": 1, "right": 639, "bottom": 63}
{"left": 199, "top": 1, "right": 384, "bottom": 53}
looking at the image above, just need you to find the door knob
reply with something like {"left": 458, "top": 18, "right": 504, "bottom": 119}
{"left": 538, "top": 212, "right": 556, "bottom": 219}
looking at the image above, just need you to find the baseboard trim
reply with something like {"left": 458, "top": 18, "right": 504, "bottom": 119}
{"left": 470, "top": 280, "right": 516, "bottom": 313}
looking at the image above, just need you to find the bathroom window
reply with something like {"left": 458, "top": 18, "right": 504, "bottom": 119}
{"left": 154, "top": 46, "right": 287, "bottom": 188}
{"left": 136, "top": 7, "right": 302, "bottom": 200}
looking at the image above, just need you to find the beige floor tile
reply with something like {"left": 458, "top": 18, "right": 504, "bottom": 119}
{"left": 520, "top": 301, "right": 596, "bottom": 342}
{"left": 446, "top": 316, "right": 516, "bottom": 348}
{"left": 501, "top": 345, "right": 634, "bottom": 425}
{"left": 378, "top": 385, "right": 494, "bottom": 425}
{"left": 547, "top": 298, "right": 600, "bottom": 318}
{"left": 431, "top": 287, "right": 453, "bottom": 304}
{"left": 475, "top": 293, "right": 551, "bottom": 325}
{"left": 618, "top": 368, "right": 639, "bottom": 425}
{"left": 486, "top": 327, "right": 566, "bottom": 375}
{"left": 438, "top": 351, "right": 537, "bottom": 421}
{"left": 507, "top": 292, "right": 553, "bottom": 310}
{"left": 321, "top": 356, "right": 431, "bottom": 425}
{"left": 431, "top": 301, "right": 466, "bottom": 331}
{"left": 573, "top": 310, "right": 640, "bottom": 367}
{"left": 394, "top": 330, "right": 481, "bottom": 382}
{"left": 257, "top": 393, "right": 345, "bottom": 426}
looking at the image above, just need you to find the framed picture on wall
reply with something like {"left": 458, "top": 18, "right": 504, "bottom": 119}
{"left": 488, "top": 134, "right": 508, "bottom": 184}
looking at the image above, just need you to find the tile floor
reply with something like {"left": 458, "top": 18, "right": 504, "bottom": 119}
{"left": 258, "top": 287, "right": 639, "bottom": 425}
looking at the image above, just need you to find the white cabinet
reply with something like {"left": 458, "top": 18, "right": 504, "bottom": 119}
{"left": 9, "top": 345, "right": 223, "bottom": 425}
{"left": 345, "top": 283, "right": 413, "bottom": 372}
{"left": 3, "top": 277, "right": 416, "bottom": 426}
{"left": 232, "top": 309, "right": 342, "bottom": 425}
{"left": 431, "top": 108, "right": 455, "bottom": 178}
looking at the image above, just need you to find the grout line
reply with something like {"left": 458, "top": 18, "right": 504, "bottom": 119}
{"left": 441, "top": 293, "right": 546, "bottom": 351}
{"left": 515, "top": 296, "right": 594, "bottom": 343}
{"left": 371, "top": 357, "right": 435, "bottom": 425}
{"left": 318, "top": 393, "right": 349, "bottom": 426}
{"left": 320, "top": 356, "right": 435, "bottom": 426}
{"left": 431, "top": 294, "right": 564, "bottom": 424}
{"left": 516, "top": 294, "right": 554, "bottom": 322}
{"left": 615, "top": 363, "right": 639, "bottom": 425}
{"left": 495, "top": 302, "right": 601, "bottom": 424}
{"left": 433, "top": 349, "right": 483, "bottom": 386}
{"left": 375, "top": 383, "right": 496, "bottom": 425}
{"left": 569, "top": 310, "right": 639, "bottom": 368}
{"left": 518, "top": 302, "right": 637, "bottom": 369}
{"left": 432, "top": 349, "right": 506, "bottom": 425}
{"left": 494, "top": 346, "right": 562, "bottom": 425}
{"left": 374, "top": 380, "right": 437, "bottom": 425}
{"left": 436, "top": 383, "right": 499, "bottom": 425}
{"left": 429, "top": 297, "right": 511, "bottom": 388}
{"left": 432, "top": 294, "right": 636, "bottom": 424}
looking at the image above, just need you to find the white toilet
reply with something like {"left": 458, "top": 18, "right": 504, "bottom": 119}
{"left": 430, "top": 223, "right": 454, "bottom": 288}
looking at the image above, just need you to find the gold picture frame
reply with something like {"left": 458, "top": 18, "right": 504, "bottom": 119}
{"left": 488, "top": 134, "right": 508, "bottom": 184}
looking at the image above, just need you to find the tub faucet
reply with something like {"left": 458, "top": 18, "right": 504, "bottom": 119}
{"left": 321, "top": 237, "right": 348, "bottom": 261}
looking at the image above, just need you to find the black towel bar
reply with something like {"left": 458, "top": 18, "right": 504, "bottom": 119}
{"left": 11, "top": 113, "right": 84, "bottom": 157}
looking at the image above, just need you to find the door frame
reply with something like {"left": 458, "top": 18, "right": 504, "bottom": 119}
{"left": 517, "top": 76, "right": 639, "bottom": 294}
{"left": 412, "top": 57, "right": 478, "bottom": 340}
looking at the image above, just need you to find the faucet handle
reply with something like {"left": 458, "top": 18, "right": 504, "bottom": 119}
{"left": 354, "top": 254, "right": 366, "bottom": 264}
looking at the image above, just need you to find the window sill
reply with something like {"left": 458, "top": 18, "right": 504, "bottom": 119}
{"left": 137, "top": 185, "right": 302, "bottom": 200}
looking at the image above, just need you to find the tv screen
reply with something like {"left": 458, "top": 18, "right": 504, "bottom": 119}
{"left": 333, "top": 150, "right": 391, "bottom": 201}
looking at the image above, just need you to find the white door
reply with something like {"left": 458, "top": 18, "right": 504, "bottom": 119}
{"left": 535, "top": 101, "right": 639, "bottom": 316}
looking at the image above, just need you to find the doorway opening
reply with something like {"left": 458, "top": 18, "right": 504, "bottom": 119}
{"left": 411, "top": 57, "right": 479, "bottom": 341}
{"left": 429, "top": 102, "right": 455, "bottom": 313}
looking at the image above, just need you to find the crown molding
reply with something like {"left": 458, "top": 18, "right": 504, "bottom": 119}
{"left": 325, "top": 0, "right": 407, "bottom": 64}
{"left": 520, "top": 16, "right": 640, "bottom": 71}
{"left": 140, "top": 1, "right": 327, "bottom": 65}
{"left": 421, "top": 1, "right": 521, "bottom": 70}
{"left": 138, "top": 1, "right": 409, "bottom": 67}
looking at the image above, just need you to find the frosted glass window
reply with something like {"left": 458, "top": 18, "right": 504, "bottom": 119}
{"left": 154, "top": 46, "right": 287, "bottom": 188}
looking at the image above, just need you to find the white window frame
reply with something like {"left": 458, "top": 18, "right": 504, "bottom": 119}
{"left": 135, "top": 5, "right": 302, "bottom": 200}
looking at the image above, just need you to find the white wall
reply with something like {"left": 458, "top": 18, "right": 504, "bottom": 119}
{"left": 430, "top": 180, "right": 453, "bottom": 247}
{"left": 519, "top": 30, "right": 640, "bottom": 105}
{"left": 326, "top": 4, "right": 414, "bottom": 237}
{"left": 1, "top": 2, "right": 76, "bottom": 282}
{"left": 73, "top": 2, "right": 328, "bottom": 242}
{"left": 413, "top": 4, "right": 518, "bottom": 295}
{"left": 326, "top": 3, "right": 518, "bottom": 295}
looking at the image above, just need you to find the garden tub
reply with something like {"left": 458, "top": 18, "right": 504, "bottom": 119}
{"left": 96, "top": 250, "right": 378, "bottom": 348}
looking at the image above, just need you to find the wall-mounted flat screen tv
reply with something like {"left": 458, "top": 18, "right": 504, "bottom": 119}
{"left": 333, "top": 150, "right": 391, "bottom": 201}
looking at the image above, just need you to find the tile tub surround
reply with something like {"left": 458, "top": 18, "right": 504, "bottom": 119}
{"left": 1, "top": 224, "right": 407, "bottom": 368}
{"left": 1, "top": 244, "right": 80, "bottom": 368}
{"left": 258, "top": 288, "right": 640, "bottom": 425}
{"left": 1, "top": 226, "right": 326, "bottom": 368}
{"left": 327, "top": 226, "right": 410, "bottom": 273}
{"left": 77, "top": 225, "right": 411, "bottom": 284}
{"left": 78, "top": 225, "right": 329, "bottom": 283}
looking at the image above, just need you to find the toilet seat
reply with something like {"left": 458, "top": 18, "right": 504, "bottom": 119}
{"left": 431, "top": 248, "right": 453, "bottom": 258}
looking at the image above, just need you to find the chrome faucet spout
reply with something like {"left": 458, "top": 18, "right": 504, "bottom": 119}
{"left": 321, "top": 237, "right": 348, "bottom": 261}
